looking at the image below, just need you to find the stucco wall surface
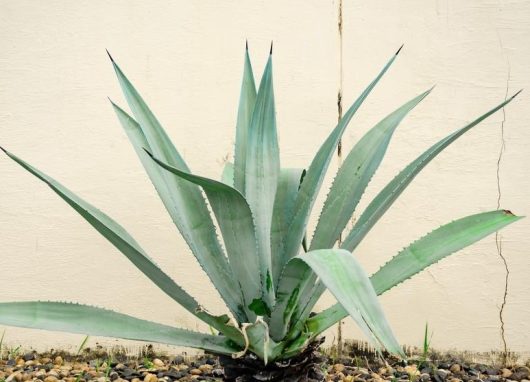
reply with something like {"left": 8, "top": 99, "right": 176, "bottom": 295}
{"left": 0, "top": 0, "right": 529, "bottom": 355}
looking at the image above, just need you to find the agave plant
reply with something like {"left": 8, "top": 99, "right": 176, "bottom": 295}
{"left": 0, "top": 44, "right": 522, "bottom": 380}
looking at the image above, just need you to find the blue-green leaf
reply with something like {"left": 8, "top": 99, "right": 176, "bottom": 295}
{"left": 297, "top": 249, "right": 404, "bottom": 356}
{"left": 311, "top": 88, "right": 432, "bottom": 250}
{"left": 271, "top": 168, "right": 305, "bottom": 285}
{"left": 0, "top": 302, "right": 239, "bottom": 355}
{"left": 244, "top": 54, "right": 280, "bottom": 307}
{"left": 341, "top": 91, "right": 522, "bottom": 252}
{"left": 147, "top": 152, "right": 261, "bottom": 320}
{"left": 0, "top": 147, "right": 245, "bottom": 344}
{"left": 109, "top": 57, "right": 243, "bottom": 320}
{"left": 306, "top": 210, "right": 522, "bottom": 336}
{"left": 234, "top": 47, "right": 257, "bottom": 193}
{"left": 280, "top": 47, "right": 402, "bottom": 270}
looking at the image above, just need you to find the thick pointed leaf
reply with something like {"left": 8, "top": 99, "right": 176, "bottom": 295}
{"left": 306, "top": 209, "right": 522, "bottom": 336}
{"left": 109, "top": 56, "right": 242, "bottom": 320}
{"left": 341, "top": 91, "right": 522, "bottom": 252}
{"left": 0, "top": 302, "right": 239, "bottom": 355}
{"left": 221, "top": 162, "right": 235, "bottom": 186}
{"left": 244, "top": 55, "right": 280, "bottom": 307}
{"left": 288, "top": 91, "right": 523, "bottom": 339}
{"left": 297, "top": 249, "right": 404, "bottom": 356}
{"left": 234, "top": 48, "right": 257, "bottom": 193}
{"left": 280, "top": 47, "right": 402, "bottom": 270}
{"left": 0, "top": 148, "right": 243, "bottom": 344}
{"left": 286, "top": 89, "right": 431, "bottom": 340}
{"left": 311, "top": 89, "right": 431, "bottom": 250}
{"left": 147, "top": 152, "right": 261, "bottom": 318}
{"left": 271, "top": 168, "right": 305, "bottom": 285}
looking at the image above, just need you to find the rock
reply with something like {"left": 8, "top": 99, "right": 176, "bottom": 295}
{"left": 450, "top": 364, "right": 462, "bottom": 374}
{"left": 23, "top": 353, "right": 35, "bottom": 362}
{"left": 502, "top": 369, "right": 513, "bottom": 378}
{"left": 198, "top": 364, "right": 212, "bottom": 374}
{"left": 189, "top": 368, "right": 202, "bottom": 375}
{"left": 131, "top": 378, "right": 141, "bottom": 382}
{"left": 152, "top": 359, "right": 164, "bottom": 368}
{"left": 334, "top": 364, "right": 346, "bottom": 373}
{"left": 212, "top": 368, "right": 223, "bottom": 377}
{"left": 53, "top": 356, "right": 62, "bottom": 366}
{"left": 486, "top": 369, "right": 499, "bottom": 376}
{"left": 143, "top": 373, "right": 158, "bottom": 382}
{"left": 512, "top": 372, "right": 529, "bottom": 381}
{"left": 449, "top": 378, "right": 462, "bottom": 382}
{"left": 420, "top": 373, "right": 431, "bottom": 382}
{"left": 97, "top": 377, "right": 106, "bottom": 382}
{"left": 43, "top": 377, "right": 58, "bottom": 382}
{"left": 437, "top": 369, "right": 451, "bottom": 379}
{"left": 16, "top": 359, "right": 25, "bottom": 367}
{"left": 406, "top": 365, "right": 420, "bottom": 376}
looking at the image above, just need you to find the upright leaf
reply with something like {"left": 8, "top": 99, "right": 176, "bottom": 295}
{"left": 147, "top": 152, "right": 261, "bottom": 319}
{"left": 280, "top": 47, "right": 403, "bottom": 270}
{"left": 341, "top": 91, "right": 522, "bottom": 252}
{"left": 291, "top": 91, "right": 523, "bottom": 338}
{"left": 306, "top": 210, "right": 522, "bottom": 336}
{"left": 311, "top": 88, "right": 431, "bottom": 249}
{"left": 297, "top": 250, "right": 405, "bottom": 356}
{"left": 108, "top": 55, "right": 243, "bottom": 320}
{"left": 109, "top": 101, "right": 242, "bottom": 320}
{"left": 0, "top": 302, "right": 239, "bottom": 355}
{"left": 271, "top": 168, "right": 305, "bottom": 285}
{"left": 245, "top": 54, "right": 280, "bottom": 307}
{"left": 234, "top": 46, "right": 257, "bottom": 193}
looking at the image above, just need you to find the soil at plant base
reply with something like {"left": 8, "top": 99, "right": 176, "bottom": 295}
{"left": 0, "top": 342, "right": 529, "bottom": 382}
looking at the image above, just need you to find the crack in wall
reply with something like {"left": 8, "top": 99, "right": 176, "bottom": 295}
{"left": 336, "top": 0, "right": 344, "bottom": 359}
{"left": 495, "top": 29, "right": 511, "bottom": 364}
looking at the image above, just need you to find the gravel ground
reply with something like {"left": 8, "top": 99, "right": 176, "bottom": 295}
{"left": 0, "top": 347, "right": 529, "bottom": 382}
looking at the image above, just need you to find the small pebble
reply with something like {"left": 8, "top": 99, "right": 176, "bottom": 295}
{"left": 190, "top": 368, "right": 202, "bottom": 375}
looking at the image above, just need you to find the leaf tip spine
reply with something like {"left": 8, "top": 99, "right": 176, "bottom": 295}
{"left": 270, "top": 41, "right": 273, "bottom": 55}
{"left": 106, "top": 49, "right": 115, "bottom": 64}
{"left": 396, "top": 44, "right": 404, "bottom": 55}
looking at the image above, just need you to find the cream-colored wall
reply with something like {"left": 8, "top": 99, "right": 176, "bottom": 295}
{"left": 1, "top": 0, "right": 529, "bottom": 355}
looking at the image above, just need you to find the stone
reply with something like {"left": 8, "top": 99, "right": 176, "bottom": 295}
{"left": 437, "top": 369, "right": 451, "bottom": 379}
{"left": 198, "top": 364, "right": 212, "bottom": 374}
{"left": 334, "top": 364, "right": 346, "bottom": 373}
{"left": 53, "top": 356, "right": 63, "bottom": 366}
{"left": 131, "top": 378, "right": 141, "bottom": 382}
{"left": 152, "top": 359, "right": 164, "bottom": 368}
{"left": 143, "top": 373, "right": 158, "bottom": 382}
{"left": 189, "top": 368, "right": 202, "bottom": 375}
{"left": 212, "top": 368, "right": 223, "bottom": 377}
{"left": 43, "top": 377, "right": 58, "bottom": 382}
{"left": 450, "top": 365, "right": 462, "bottom": 374}
{"left": 97, "top": 377, "right": 107, "bottom": 382}
{"left": 502, "top": 369, "right": 513, "bottom": 378}
{"left": 406, "top": 365, "right": 420, "bottom": 376}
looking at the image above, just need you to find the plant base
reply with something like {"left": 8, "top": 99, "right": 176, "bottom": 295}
{"left": 217, "top": 338, "right": 326, "bottom": 382}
